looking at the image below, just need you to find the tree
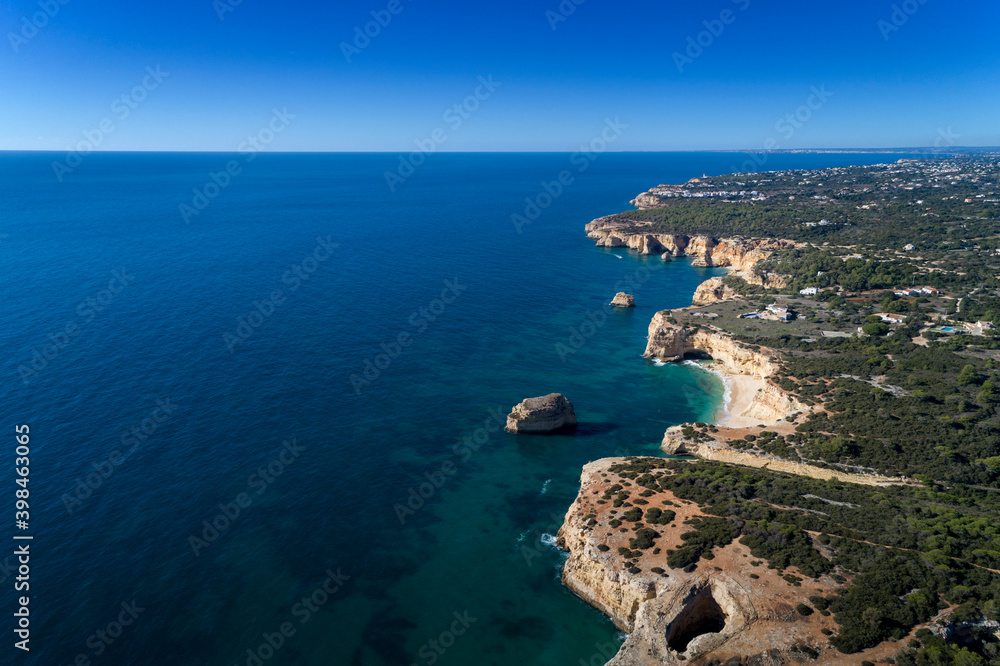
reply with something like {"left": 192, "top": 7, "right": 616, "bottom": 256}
{"left": 862, "top": 322, "right": 890, "bottom": 337}
{"left": 977, "top": 380, "right": 997, "bottom": 404}
{"left": 958, "top": 364, "right": 981, "bottom": 386}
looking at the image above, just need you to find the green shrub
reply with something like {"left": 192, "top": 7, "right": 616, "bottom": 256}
{"left": 622, "top": 508, "right": 643, "bottom": 522}
{"left": 645, "top": 507, "right": 676, "bottom": 525}
{"left": 809, "top": 596, "right": 830, "bottom": 611}
{"left": 629, "top": 528, "right": 659, "bottom": 550}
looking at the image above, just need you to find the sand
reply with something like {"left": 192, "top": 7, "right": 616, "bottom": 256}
{"left": 716, "top": 372, "right": 766, "bottom": 429}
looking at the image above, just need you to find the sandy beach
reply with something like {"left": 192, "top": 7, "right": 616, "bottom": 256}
{"left": 715, "top": 371, "right": 766, "bottom": 429}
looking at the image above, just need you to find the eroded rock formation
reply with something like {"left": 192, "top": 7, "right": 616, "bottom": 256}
{"left": 611, "top": 292, "right": 636, "bottom": 308}
{"left": 692, "top": 276, "right": 739, "bottom": 305}
{"left": 630, "top": 191, "right": 668, "bottom": 209}
{"left": 505, "top": 393, "right": 577, "bottom": 433}
{"left": 584, "top": 217, "right": 794, "bottom": 288}
{"left": 558, "top": 458, "right": 909, "bottom": 665}
{"left": 643, "top": 314, "right": 777, "bottom": 379}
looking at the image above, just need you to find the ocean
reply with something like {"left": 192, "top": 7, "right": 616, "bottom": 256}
{"left": 0, "top": 151, "right": 917, "bottom": 665}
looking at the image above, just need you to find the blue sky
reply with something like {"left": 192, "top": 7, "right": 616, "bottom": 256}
{"left": 1, "top": 0, "right": 998, "bottom": 151}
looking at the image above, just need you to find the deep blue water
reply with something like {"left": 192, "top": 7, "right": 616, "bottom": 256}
{"left": 0, "top": 151, "right": 918, "bottom": 666}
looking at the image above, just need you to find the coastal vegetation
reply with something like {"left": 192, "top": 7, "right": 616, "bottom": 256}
{"left": 575, "top": 158, "right": 1000, "bottom": 662}
{"left": 609, "top": 158, "right": 999, "bottom": 251}
{"left": 607, "top": 457, "right": 1000, "bottom": 658}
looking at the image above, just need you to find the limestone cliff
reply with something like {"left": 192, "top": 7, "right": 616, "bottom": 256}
{"left": 643, "top": 314, "right": 777, "bottom": 379}
{"left": 559, "top": 459, "right": 909, "bottom": 665}
{"left": 584, "top": 216, "right": 793, "bottom": 287}
{"left": 691, "top": 277, "right": 739, "bottom": 306}
{"left": 739, "top": 382, "right": 803, "bottom": 423}
{"left": 630, "top": 191, "right": 667, "bottom": 209}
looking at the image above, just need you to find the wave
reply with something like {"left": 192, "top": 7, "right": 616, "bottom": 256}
{"left": 540, "top": 533, "right": 560, "bottom": 549}
{"left": 539, "top": 479, "right": 551, "bottom": 495}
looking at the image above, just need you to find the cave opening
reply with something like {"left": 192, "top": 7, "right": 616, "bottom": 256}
{"left": 682, "top": 350, "right": 713, "bottom": 361}
{"left": 666, "top": 587, "right": 728, "bottom": 653}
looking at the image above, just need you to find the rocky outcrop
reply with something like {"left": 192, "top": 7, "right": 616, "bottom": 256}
{"left": 558, "top": 458, "right": 903, "bottom": 665}
{"left": 559, "top": 461, "right": 761, "bottom": 665}
{"left": 505, "top": 393, "right": 577, "bottom": 433}
{"left": 630, "top": 191, "right": 667, "bottom": 209}
{"left": 584, "top": 217, "right": 794, "bottom": 287}
{"left": 611, "top": 292, "right": 635, "bottom": 308}
{"left": 692, "top": 276, "right": 739, "bottom": 305}
{"left": 643, "top": 314, "right": 777, "bottom": 379}
{"left": 740, "top": 382, "right": 803, "bottom": 423}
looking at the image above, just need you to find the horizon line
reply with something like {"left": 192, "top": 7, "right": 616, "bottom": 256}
{"left": 2, "top": 147, "right": 998, "bottom": 155}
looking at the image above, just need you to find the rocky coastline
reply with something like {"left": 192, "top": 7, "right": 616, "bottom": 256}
{"left": 557, "top": 459, "right": 912, "bottom": 665}
{"left": 556, "top": 196, "right": 922, "bottom": 664}
{"left": 584, "top": 216, "right": 794, "bottom": 287}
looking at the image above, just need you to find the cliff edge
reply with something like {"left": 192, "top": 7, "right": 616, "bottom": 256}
{"left": 584, "top": 216, "right": 794, "bottom": 288}
{"left": 559, "top": 458, "right": 911, "bottom": 665}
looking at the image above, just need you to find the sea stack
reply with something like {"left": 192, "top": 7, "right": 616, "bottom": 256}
{"left": 505, "top": 393, "right": 577, "bottom": 433}
{"left": 661, "top": 251, "right": 673, "bottom": 262}
{"left": 610, "top": 292, "right": 635, "bottom": 308}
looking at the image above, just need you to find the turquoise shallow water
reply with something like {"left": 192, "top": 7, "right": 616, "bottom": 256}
{"left": 0, "top": 151, "right": 918, "bottom": 665}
